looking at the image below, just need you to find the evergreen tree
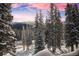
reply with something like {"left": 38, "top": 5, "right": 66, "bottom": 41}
{"left": 65, "top": 3, "right": 79, "bottom": 52}
{"left": 45, "top": 3, "right": 63, "bottom": 53}
{"left": 45, "top": 16, "right": 49, "bottom": 45}
{"left": 0, "top": 3, "right": 16, "bottom": 56}
{"left": 73, "top": 4, "right": 79, "bottom": 49}
{"left": 34, "top": 10, "right": 45, "bottom": 54}
{"left": 55, "top": 10, "right": 63, "bottom": 50}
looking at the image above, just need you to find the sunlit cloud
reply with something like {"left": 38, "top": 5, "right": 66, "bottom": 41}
{"left": 55, "top": 3, "right": 67, "bottom": 11}
{"left": 11, "top": 3, "right": 67, "bottom": 22}
{"left": 28, "top": 3, "right": 50, "bottom": 10}
{"left": 12, "top": 13, "right": 35, "bottom": 22}
{"left": 11, "top": 3, "right": 21, "bottom": 8}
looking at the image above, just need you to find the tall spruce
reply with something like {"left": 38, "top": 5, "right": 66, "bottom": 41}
{"left": 65, "top": 3, "right": 79, "bottom": 52}
{"left": 34, "top": 10, "right": 45, "bottom": 54}
{"left": 0, "top": 3, "right": 16, "bottom": 56}
{"left": 45, "top": 3, "right": 63, "bottom": 53}
{"left": 73, "top": 4, "right": 79, "bottom": 49}
{"left": 55, "top": 10, "right": 63, "bottom": 51}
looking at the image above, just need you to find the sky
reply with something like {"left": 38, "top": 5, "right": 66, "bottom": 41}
{"left": 11, "top": 3, "right": 67, "bottom": 22}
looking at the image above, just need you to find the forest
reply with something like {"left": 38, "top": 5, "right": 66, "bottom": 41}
{"left": 0, "top": 3, "right": 79, "bottom": 56}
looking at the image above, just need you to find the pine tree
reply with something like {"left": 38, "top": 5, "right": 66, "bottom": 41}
{"left": 34, "top": 10, "right": 45, "bottom": 54}
{"left": 45, "top": 3, "right": 63, "bottom": 53}
{"left": 46, "top": 4, "right": 57, "bottom": 52}
{"left": 45, "top": 16, "right": 49, "bottom": 45}
{"left": 65, "top": 3, "right": 79, "bottom": 52}
{"left": 0, "top": 3, "right": 16, "bottom": 56}
{"left": 35, "top": 12, "right": 39, "bottom": 28}
{"left": 55, "top": 10, "right": 63, "bottom": 50}
{"left": 73, "top": 4, "right": 79, "bottom": 49}
{"left": 45, "top": 16, "right": 52, "bottom": 49}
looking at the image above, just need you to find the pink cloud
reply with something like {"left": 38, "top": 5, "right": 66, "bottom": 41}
{"left": 29, "top": 3, "right": 66, "bottom": 11}
{"left": 11, "top": 3, "right": 66, "bottom": 22}
{"left": 28, "top": 3, "right": 50, "bottom": 10}
{"left": 11, "top": 3, "right": 20, "bottom": 8}
{"left": 11, "top": 3, "right": 66, "bottom": 11}
{"left": 11, "top": 3, "right": 28, "bottom": 8}
{"left": 12, "top": 13, "right": 35, "bottom": 22}
{"left": 11, "top": 3, "right": 50, "bottom": 10}
{"left": 55, "top": 3, "right": 67, "bottom": 11}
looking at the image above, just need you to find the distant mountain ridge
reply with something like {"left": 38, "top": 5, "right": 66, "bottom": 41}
{"left": 11, "top": 22, "right": 34, "bottom": 30}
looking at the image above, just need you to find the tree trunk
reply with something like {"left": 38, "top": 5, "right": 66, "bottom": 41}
{"left": 50, "top": 47, "right": 56, "bottom": 54}
{"left": 26, "top": 45, "right": 30, "bottom": 55}
{"left": 0, "top": 52, "right": 3, "bottom": 56}
{"left": 26, "top": 26, "right": 29, "bottom": 51}
{"left": 75, "top": 43, "right": 78, "bottom": 49}
{"left": 22, "top": 26, "right": 26, "bottom": 51}
{"left": 71, "top": 44, "right": 74, "bottom": 52}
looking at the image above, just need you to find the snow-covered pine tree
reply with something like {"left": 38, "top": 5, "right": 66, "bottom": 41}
{"left": 34, "top": 10, "right": 45, "bottom": 54}
{"left": 65, "top": 4, "right": 73, "bottom": 51}
{"left": 45, "top": 3, "right": 63, "bottom": 53}
{"left": 55, "top": 10, "right": 63, "bottom": 51}
{"left": 0, "top": 3, "right": 16, "bottom": 56}
{"left": 45, "top": 15, "right": 52, "bottom": 49}
{"left": 65, "top": 3, "right": 79, "bottom": 52}
{"left": 72, "top": 4, "right": 79, "bottom": 49}
{"left": 45, "top": 16, "right": 49, "bottom": 45}
{"left": 45, "top": 4, "right": 56, "bottom": 52}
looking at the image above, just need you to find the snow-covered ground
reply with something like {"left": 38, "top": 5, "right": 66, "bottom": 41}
{"left": 4, "top": 40, "right": 35, "bottom": 56}
{"left": 15, "top": 45, "right": 35, "bottom": 56}
{"left": 4, "top": 40, "right": 78, "bottom": 56}
{"left": 15, "top": 40, "right": 35, "bottom": 56}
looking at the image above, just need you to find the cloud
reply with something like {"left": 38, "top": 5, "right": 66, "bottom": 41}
{"left": 12, "top": 13, "right": 35, "bottom": 22}
{"left": 55, "top": 3, "right": 67, "bottom": 11}
{"left": 11, "top": 3, "right": 21, "bottom": 8}
{"left": 11, "top": 3, "right": 67, "bottom": 11}
{"left": 11, "top": 3, "right": 50, "bottom": 10}
{"left": 28, "top": 3, "right": 50, "bottom": 10}
{"left": 11, "top": 3, "right": 29, "bottom": 8}
{"left": 28, "top": 3, "right": 66, "bottom": 11}
{"left": 11, "top": 3, "right": 66, "bottom": 22}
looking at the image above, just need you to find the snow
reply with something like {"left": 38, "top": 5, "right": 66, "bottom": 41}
{"left": 34, "top": 45, "right": 69, "bottom": 56}
{"left": 34, "top": 49, "right": 54, "bottom": 56}
{"left": 4, "top": 40, "right": 35, "bottom": 56}
{"left": 15, "top": 41, "right": 68, "bottom": 56}
{"left": 15, "top": 45, "right": 35, "bottom": 56}
{"left": 4, "top": 40, "right": 78, "bottom": 56}
{"left": 15, "top": 40, "right": 35, "bottom": 56}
